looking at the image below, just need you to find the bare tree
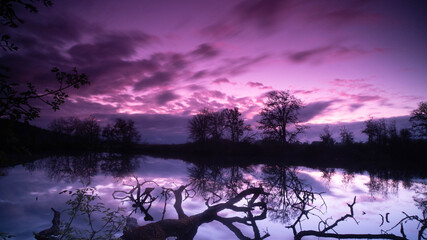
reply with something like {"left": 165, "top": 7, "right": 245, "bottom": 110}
{"left": 362, "top": 118, "right": 388, "bottom": 144}
{"left": 76, "top": 116, "right": 101, "bottom": 144}
{"left": 339, "top": 126, "right": 354, "bottom": 145}
{"left": 49, "top": 116, "right": 81, "bottom": 135}
{"left": 319, "top": 125, "right": 335, "bottom": 145}
{"left": 223, "top": 107, "right": 251, "bottom": 143}
{"left": 188, "top": 108, "right": 211, "bottom": 142}
{"left": 410, "top": 101, "right": 427, "bottom": 138}
{"left": 50, "top": 116, "right": 101, "bottom": 145}
{"left": 258, "top": 91, "right": 307, "bottom": 144}
{"left": 208, "top": 110, "right": 226, "bottom": 141}
{"left": 102, "top": 118, "right": 141, "bottom": 146}
{"left": 188, "top": 108, "right": 228, "bottom": 142}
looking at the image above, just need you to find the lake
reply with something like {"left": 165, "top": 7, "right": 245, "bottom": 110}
{"left": 0, "top": 154, "right": 425, "bottom": 239}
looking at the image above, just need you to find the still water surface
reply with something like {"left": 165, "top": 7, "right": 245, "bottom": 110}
{"left": 0, "top": 154, "right": 425, "bottom": 239}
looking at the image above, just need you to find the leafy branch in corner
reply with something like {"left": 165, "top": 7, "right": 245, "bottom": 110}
{"left": 0, "top": 67, "right": 89, "bottom": 121}
{"left": 1, "top": 0, "right": 53, "bottom": 52}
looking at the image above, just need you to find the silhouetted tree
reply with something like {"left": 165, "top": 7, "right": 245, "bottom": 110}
{"left": 319, "top": 125, "right": 335, "bottom": 145}
{"left": 258, "top": 90, "right": 307, "bottom": 144}
{"left": 188, "top": 108, "right": 245, "bottom": 142}
{"left": 102, "top": 119, "right": 141, "bottom": 147}
{"left": 0, "top": 1, "right": 89, "bottom": 121}
{"left": 120, "top": 182, "right": 269, "bottom": 240}
{"left": 208, "top": 110, "right": 226, "bottom": 141}
{"left": 387, "top": 120, "right": 398, "bottom": 143}
{"left": 1, "top": 0, "right": 53, "bottom": 51}
{"left": 223, "top": 107, "right": 251, "bottom": 143}
{"left": 50, "top": 116, "right": 101, "bottom": 146}
{"left": 410, "top": 101, "right": 427, "bottom": 138}
{"left": 339, "top": 126, "right": 354, "bottom": 145}
{"left": 399, "top": 128, "right": 412, "bottom": 142}
{"left": 49, "top": 116, "right": 81, "bottom": 135}
{"left": 362, "top": 118, "right": 404, "bottom": 145}
{"left": 0, "top": 68, "right": 89, "bottom": 121}
{"left": 362, "top": 118, "right": 388, "bottom": 144}
{"left": 76, "top": 116, "right": 101, "bottom": 144}
{"left": 188, "top": 108, "right": 211, "bottom": 142}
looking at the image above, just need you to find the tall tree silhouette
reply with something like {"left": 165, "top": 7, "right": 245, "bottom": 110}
{"left": 339, "top": 126, "right": 354, "bottom": 145}
{"left": 410, "top": 101, "right": 427, "bottom": 138}
{"left": 188, "top": 108, "right": 211, "bottom": 142}
{"left": 258, "top": 90, "right": 306, "bottom": 144}
{"left": 102, "top": 118, "right": 141, "bottom": 147}
{"left": 223, "top": 107, "right": 251, "bottom": 143}
{"left": 208, "top": 110, "right": 226, "bottom": 141}
{"left": 362, "top": 118, "right": 387, "bottom": 144}
{"left": 319, "top": 125, "right": 335, "bottom": 145}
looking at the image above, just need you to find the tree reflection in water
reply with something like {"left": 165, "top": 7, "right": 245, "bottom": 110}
{"left": 28, "top": 156, "right": 426, "bottom": 239}
{"left": 24, "top": 153, "right": 139, "bottom": 183}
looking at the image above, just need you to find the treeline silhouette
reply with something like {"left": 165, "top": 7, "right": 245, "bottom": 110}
{"left": 142, "top": 96, "right": 427, "bottom": 173}
{"left": 2, "top": 92, "right": 426, "bottom": 172}
{"left": 0, "top": 116, "right": 141, "bottom": 164}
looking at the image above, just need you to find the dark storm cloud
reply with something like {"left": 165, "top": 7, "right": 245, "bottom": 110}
{"left": 349, "top": 103, "right": 364, "bottom": 111}
{"left": 155, "top": 90, "right": 180, "bottom": 105}
{"left": 287, "top": 44, "right": 368, "bottom": 64}
{"left": 134, "top": 72, "right": 173, "bottom": 91}
{"left": 151, "top": 53, "right": 189, "bottom": 71}
{"left": 321, "top": 8, "right": 379, "bottom": 25}
{"left": 330, "top": 78, "right": 373, "bottom": 89}
{"left": 352, "top": 95, "right": 381, "bottom": 102}
{"left": 190, "top": 43, "right": 220, "bottom": 59}
{"left": 300, "top": 100, "right": 337, "bottom": 122}
{"left": 201, "top": 0, "right": 292, "bottom": 38}
{"left": 246, "top": 81, "right": 271, "bottom": 90}
{"left": 293, "top": 89, "right": 319, "bottom": 95}
{"left": 233, "top": 0, "right": 288, "bottom": 30}
{"left": 189, "top": 70, "right": 207, "bottom": 80}
{"left": 212, "top": 54, "right": 269, "bottom": 76}
{"left": 15, "top": 13, "right": 90, "bottom": 45}
{"left": 68, "top": 31, "right": 156, "bottom": 64}
{"left": 73, "top": 58, "right": 159, "bottom": 95}
{"left": 338, "top": 91, "right": 382, "bottom": 103}
{"left": 308, "top": 0, "right": 380, "bottom": 27}
{"left": 1, "top": 11, "right": 161, "bottom": 98}
{"left": 185, "top": 84, "right": 205, "bottom": 91}
{"left": 212, "top": 78, "right": 232, "bottom": 84}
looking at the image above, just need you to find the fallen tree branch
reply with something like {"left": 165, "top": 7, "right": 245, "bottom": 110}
{"left": 122, "top": 186, "right": 269, "bottom": 240}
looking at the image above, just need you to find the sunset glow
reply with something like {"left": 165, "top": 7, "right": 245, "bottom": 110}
{"left": 3, "top": 0, "right": 427, "bottom": 143}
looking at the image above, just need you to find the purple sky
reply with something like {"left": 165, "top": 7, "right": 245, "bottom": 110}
{"left": 3, "top": 0, "right": 427, "bottom": 143}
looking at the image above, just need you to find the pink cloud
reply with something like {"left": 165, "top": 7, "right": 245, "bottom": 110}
{"left": 246, "top": 81, "right": 272, "bottom": 90}
{"left": 212, "top": 78, "right": 234, "bottom": 85}
{"left": 330, "top": 78, "right": 373, "bottom": 89}
{"left": 339, "top": 92, "right": 382, "bottom": 102}
{"left": 293, "top": 88, "right": 319, "bottom": 95}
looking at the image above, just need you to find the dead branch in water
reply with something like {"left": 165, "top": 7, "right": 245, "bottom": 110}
{"left": 121, "top": 183, "right": 270, "bottom": 240}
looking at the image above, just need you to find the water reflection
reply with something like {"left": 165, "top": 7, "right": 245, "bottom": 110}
{"left": 0, "top": 155, "right": 425, "bottom": 239}
{"left": 23, "top": 153, "right": 139, "bottom": 183}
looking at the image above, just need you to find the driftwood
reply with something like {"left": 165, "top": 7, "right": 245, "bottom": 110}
{"left": 291, "top": 196, "right": 425, "bottom": 240}
{"left": 121, "top": 185, "right": 269, "bottom": 240}
{"left": 34, "top": 208, "right": 60, "bottom": 240}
